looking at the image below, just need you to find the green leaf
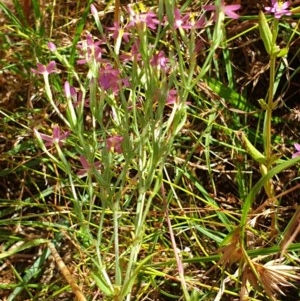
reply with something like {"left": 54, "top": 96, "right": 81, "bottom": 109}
{"left": 204, "top": 77, "right": 253, "bottom": 112}
{"left": 237, "top": 131, "right": 266, "bottom": 164}
{"left": 258, "top": 11, "right": 272, "bottom": 55}
{"left": 0, "top": 239, "right": 48, "bottom": 259}
{"left": 8, "top": 247, "right": 51, "bottom": 300}
{"left": 241, "top": 155, "right": 300, "bottom": 227}
{"left": 277, "top": 47, "right": 288, "bottom": 57}
{"left": 91, "top": 272, "right": 114, "bottom": 296}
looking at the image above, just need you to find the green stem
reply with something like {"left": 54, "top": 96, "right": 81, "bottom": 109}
{"left": 113, "top": 200, "right": 122, "bottom": 286}
{"left": 262, "top": 18, "right": 279, "bottom": 198}
{"left": 264, "top": 54, "right": 276, "bottom": 167}
{"left": 43, "top": 74, "right": 70, "bottom": 127}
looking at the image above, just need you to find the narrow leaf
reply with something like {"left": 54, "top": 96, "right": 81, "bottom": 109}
{"left": 237, "top": 131, "right": 266, "bottom": 164}
{"left": 258, "top": 11, "right": 272, "bottom": 55}
{"left": 204, "top": 77, "right": 253, "bottom": 112}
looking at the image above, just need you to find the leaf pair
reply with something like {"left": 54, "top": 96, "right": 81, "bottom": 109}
{"left": 258, "top": 11, "right": 288, "bottom": 57}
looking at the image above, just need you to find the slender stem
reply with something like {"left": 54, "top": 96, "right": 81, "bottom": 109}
{"left": 264, "top": 54, "right": 276, "bottom": 168}
{"left": 162, "top": 184, "right": 190, "bottom": 301}
{"left": 262, "top": 18, "right": 281, "bottom": 234}
{"left": 263, "top": 19, "right": 279, "bottom": 199}
{"left": 113, "top": 201, "right": 122, "bottom": 286}
{"left": 44, "top": 74, "right": 70, "bottom": 127}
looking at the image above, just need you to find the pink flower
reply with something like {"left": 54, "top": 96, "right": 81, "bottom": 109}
{"left": 98, "top": 64, "right": 129, "bottom": 94}
{"left": 120, "top": 41, "right": 142, "bottom": 62}
{"left": 77, "top": 34, "right": 104, "bottom": 65}
{"left": 150, "top": 51, "right": 169, "bottom": 71}
{"left": 77, "top": 155, "right": 101, "bottom": 177}
{"left": 90, "top": 4, "right": 98, "bottom": 18}
{"left": 64, "top": 81, "right": 87, "bottom": 107}
{"left": 106, "top": 135, "right": 123, "bottom": 153}
{"left": 166, "top": 89, "right": 178, "bottom": 105}
{"left": 204, "top": 1, "right": 241, "bottom": 20}
{"left": 48, "top": 42, "right": 57, "bottom": 52}
{"left": 173, "top": 8, "right": 205, "bottom": 29}
{"left": 107, "top": 22, "right": 130, "bottom": 42}
{"left": 64, "top": 81, "right": 76, "bottom": 99}
{"left": 166, "top": 89, "right": 191, "bottom": 106}
{"left": 31, "top": 61, "right": 57, "bottom": 75}
{"left": 36, "top": 126, "right": 70, "bottom": 147}
{"left": 265, "top": 0, "right": 292, "bottom": 19}
{"left": 292, "top": 143, "right": 300, "bottom": 158}
{"left": 126, "top": 7, "right": 160, "bottom": 30}
{"left": 174, "top": 8, "right": 191, "bottom": 29}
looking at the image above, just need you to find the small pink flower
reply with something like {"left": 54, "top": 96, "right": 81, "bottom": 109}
{"left": 166, "top": 89, "right": 178, "bottom": 105}
{"left": 77, "top": 34, "right": 104, "bottom": 65}
{"left": 265, "top": 0, "right": 292, "bottom": 19}
{"left": 77, "top": 155, "right": 101, "bottom": 177}
{"left": 31, "top": 61, "right": 57, "bottom": 75}
{"left": 166, "top": 89, "right": 191, "bottom": 106}
{"left": 64, "top": 81, "right": 75, "bottom": 99}
{"left": 48, "top": 42, "right": 57, "bottom": 52}
{"left": 150, "top": 51, "right": 169, "bottom": 71}
{"left": 98, "top": 64, "right": 129, "bottom": 94}
{"left": 126, "top": 7, "right": 160, "bottom": 30}
{"left": 106, "top": 135, "right": 123, "bottom": 154}
{"left": 174, "top": 8, "right": 191, "bottom": 29}
{"left": 173, "top": 9, "right": 205, "bottom": 30}
{"left": 120, "top": 41, "right": 142, "bottom": 62}
{"left": 107, "top": 22, "right": 130, "bottom": 42}
{"left": 64, "top": 81, "right": 86, "bottom": 107}
{"left": 204, "top": 1, "right": 241, "bottom": 20}
{"left": 35, "top": 126, "right": 70, "bottom": 147}
{"left": 90, "top": 4, "right": 98, "bottom": 18}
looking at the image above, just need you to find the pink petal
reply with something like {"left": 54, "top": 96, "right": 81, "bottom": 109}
{"left": 52, "top": 126, "right": 60, "bottom": 139}
{"left": 48, "top": 42, "right": 56, "bottom": 52}
{"left": 64, "top": 81, "right": 71, "bottom": 98}
{"left": 90, "top": 4, "right": 98, "bottom": 16}
{"left": 294, "top": 143, "right": 300, "bottom": 152}
{"left": 204, "top": 5, "right": 216, "bottom": 11}
{"left": 79, "top": 155, "right": 90, "bottom": 170}
{"left": 47, "top": 61, "right": 57, "bottom": 73}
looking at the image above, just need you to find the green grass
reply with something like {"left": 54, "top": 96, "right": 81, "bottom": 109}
{"left": 1, "top": 0, "right": 300, "bottom": 300}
